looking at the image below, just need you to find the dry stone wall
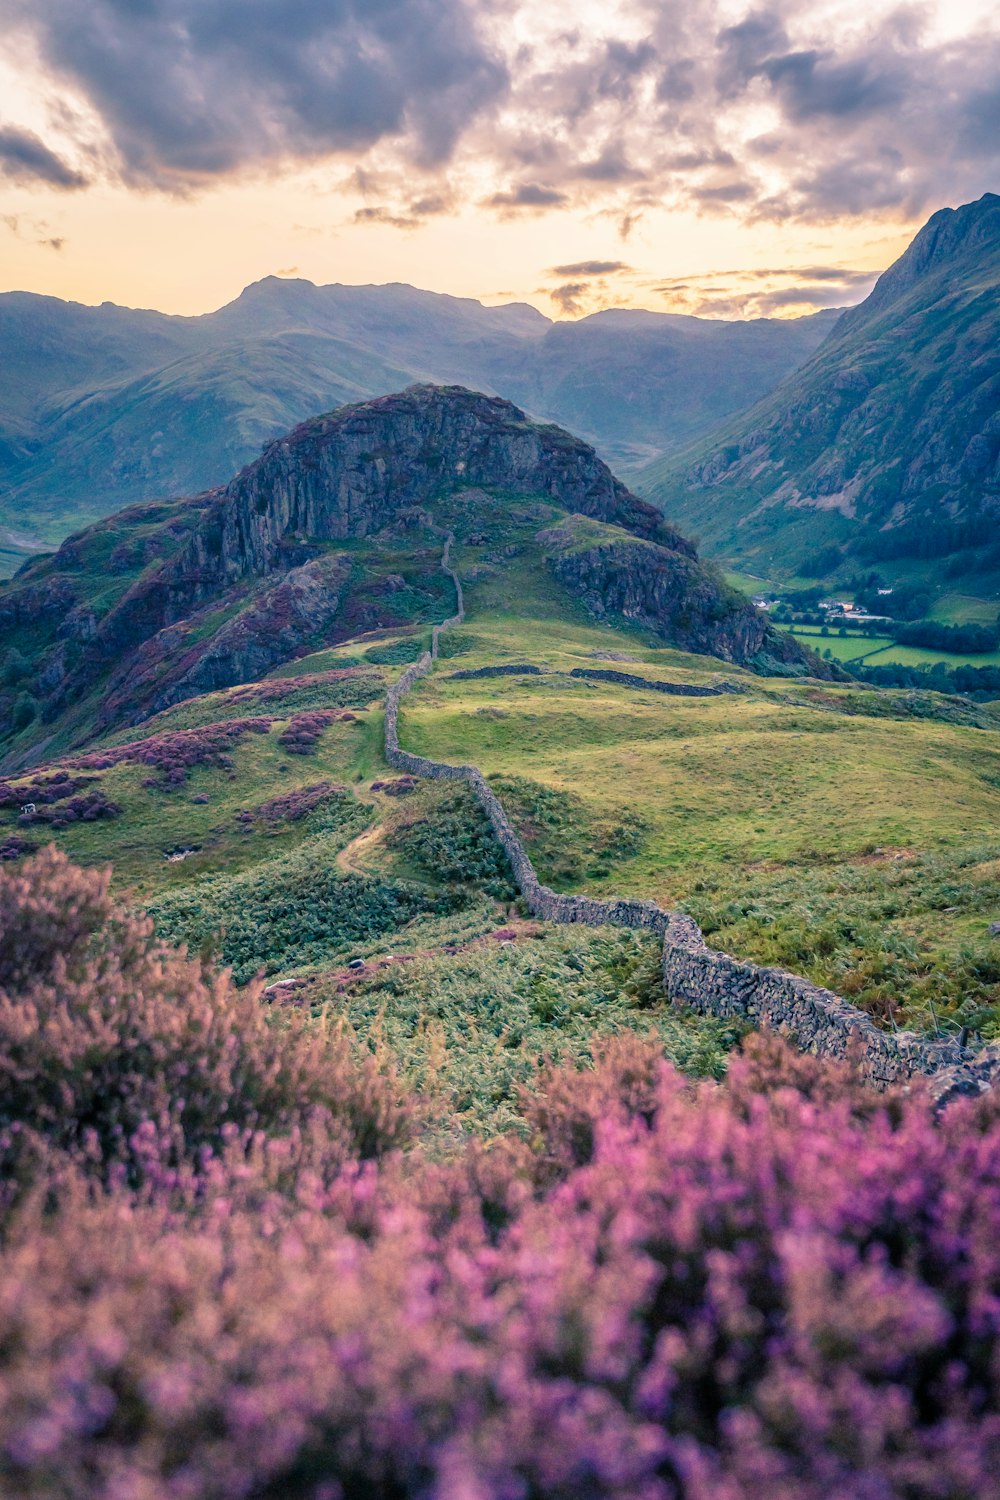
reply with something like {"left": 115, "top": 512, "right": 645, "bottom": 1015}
{"left": 570, "top": 667, "right": 742, "bottom": 697}
{"left": 383, "top": 539, "right": 1000, "bottom": 1103}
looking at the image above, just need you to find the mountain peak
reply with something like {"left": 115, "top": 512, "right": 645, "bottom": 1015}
{"left": 840, "top": 191, "right": 1000, "bottom": 331}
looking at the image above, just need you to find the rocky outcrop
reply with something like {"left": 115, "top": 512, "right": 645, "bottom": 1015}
{"left": 98, "top": 554, "right": 352, "bottom": 726}
{"left": 2, "top": 385, "right": 827, "bottom": 752}
{"left": 204, "top": 385, "right": 687, "bottom": 584}
{"left": 547, "top": 538, "right": 828, "bottom": 671}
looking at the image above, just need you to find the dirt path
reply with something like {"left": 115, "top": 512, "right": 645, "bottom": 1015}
{"left": 335, "top": 821, "right": 386, "bottom": 876}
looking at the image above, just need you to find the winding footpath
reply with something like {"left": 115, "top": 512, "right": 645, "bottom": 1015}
{"left": 383, "top": 535, "right": 1000, "bottom": 1104}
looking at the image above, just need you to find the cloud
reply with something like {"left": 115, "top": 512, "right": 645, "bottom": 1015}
{"left": 0, "top": 123, "right": 87, "bottom": 189}
{"left": 649, "top": 257, "right": 878, "bottom": 318}
{"left": 548, "top": 260, "right": 632, "bottom": 277}
{"left": 354, "top": 206, "right": 422, "bottom": 230}
{"left": 2, "top": 211, "right": 68, "bottom": 249}
{"left": 4, "top": 0, "right": 507, "bottom": 191}
{"left": 3, "top": 0, "right": 1000, "bottom": 234}
{"left": 548, "top": 281, "right": 589, "bottom": 313}
{"left": 485, "top": 182, "right": 568, "bottom": 212}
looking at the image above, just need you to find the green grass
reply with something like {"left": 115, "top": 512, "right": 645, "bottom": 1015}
{"left": 862, "top": 642, "right": 1000, "bottom": 669}
{"left": 931, "top": 593, "right": 1000, "bottom": 626}
{"left": 309, "top": 926, "right": 740, "bottom": 1139}
{"left": 789, "top": 628, "right": 895, "bottom": 663}
{"left": 383, "top": 571, "right": 1000, "bottom": 1033}
{"left": 7, "top": 492, "right": 1000, "bottom": 1043}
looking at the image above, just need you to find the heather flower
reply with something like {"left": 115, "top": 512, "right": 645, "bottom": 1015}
{"left": 0, "top": 853, "right": 998, "bottom": 1498}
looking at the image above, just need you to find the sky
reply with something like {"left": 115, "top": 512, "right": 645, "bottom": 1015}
{"left": 0, "top": 0, "right": 998, "bottom": 322}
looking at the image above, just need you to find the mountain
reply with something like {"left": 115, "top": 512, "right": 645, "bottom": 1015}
{"left": 0, "top": 278, "right": 838, "bottom": 567}
{"left": 634, "top": 193, "right": 1000, "bottom": 590}
{"left": 0, "top": 385, "right": 828, "bottom": 767}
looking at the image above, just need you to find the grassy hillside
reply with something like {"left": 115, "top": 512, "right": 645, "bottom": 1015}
{"left": 4, "top": 520, "right": 1000, "bottom": 1044}
{"left": 634, "top": 193, "right": 1000, "bottom": 600}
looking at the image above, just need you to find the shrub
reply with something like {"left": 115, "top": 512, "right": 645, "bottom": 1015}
{"left": 11, "top": 690, "right": 38, "bottom": 728}
{"left": 70, "top": 718, "right": 274, "bottom": 786}
{"left": 2, "top": 854, "right": 1000, "bottom": 1499}
{"left": 19, "top": 788, "right": 121, "bottom": 828}
{"left": 249, "top": 781, "right": 350, "bottom": 824}
{"left": 0, "top": 1002, "right": 998, "bottom": 1494}
{"left": 386, "top": 784, "right": 516, "bottom": 897}
{"left": 277, "top": 709, "right": 350, "bottom": 755}
{"left": 147, "top": 827, "right": 452, "bottom": 983}
{"left": 363, "top": 637, "right": 425, "bottom": 665}
{"left": 0, "top": 771, "right": 98, "bottom": 809}
{"left": 0, "top": 848, "right": 412, "bottom": 1182}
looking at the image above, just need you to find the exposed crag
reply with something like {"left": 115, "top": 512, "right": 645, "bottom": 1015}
{"left": 1, "top": 386, "right": 829, "bottom": 763}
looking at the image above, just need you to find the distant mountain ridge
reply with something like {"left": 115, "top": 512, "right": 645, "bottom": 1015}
{"left": 0, "top": 277, "right": 838, "bottom": 566}
{"left": 635, "top": 193, "right": 1000, "bottom": 589}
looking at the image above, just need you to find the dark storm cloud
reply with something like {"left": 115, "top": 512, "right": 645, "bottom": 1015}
{"left": 0, "top": 124, "right": 88, "bottom": 189}
{"left": 5, "top": 0, "right": 507, "bottom": 190}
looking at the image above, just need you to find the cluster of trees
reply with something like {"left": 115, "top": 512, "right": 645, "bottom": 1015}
{"left": 892, "top": 618, "right": 1000, "bottom": 653}
{"left": 854, "top": 660, "right": 1000, "bottom": 698}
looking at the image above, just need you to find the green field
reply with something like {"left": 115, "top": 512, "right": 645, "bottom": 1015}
{"left": 789, "top": 627, "right": 894, "bottom": 662}
{"left": 790, "top": 625, "right": 1000, "bottom": 670}
{"left": 863, "top": 642, "right": 1000, "bottom": 669}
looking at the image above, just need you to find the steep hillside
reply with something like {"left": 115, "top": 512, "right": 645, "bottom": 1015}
{"left": 0, "top": 279, "right": 838, "bottom": 563}
{"left": 0, "top": 386, "right": 826, "bottom": 768}
{"left": 636, "top": 193, "right": 1000, "bottom": 590}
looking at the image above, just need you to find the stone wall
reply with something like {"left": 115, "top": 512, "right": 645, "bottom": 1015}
{"left": 447, "top": 664, "right": 543, "bottom": 680}
{"left": 569, "top": 667, "right": 742, "bottom": 697}
{"left": 382, "top": 538, "right": 1000, "bottom": 1103}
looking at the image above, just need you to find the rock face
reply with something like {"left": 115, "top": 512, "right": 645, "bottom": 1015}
{"left": 637, "top": 193, "right": 1000, "bottom": 585}
{"left": 207, "top": 384, "right": 686, "bottom": 579}
{"left": 545, "top": 537, "right": 810, "bottom": 669}
{"left": 0, "top": 385, "right": 829, "bottom": 752}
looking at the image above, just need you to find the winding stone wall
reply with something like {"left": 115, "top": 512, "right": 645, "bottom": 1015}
{"left": 383, "top": 539, "right": 1000, "bottom": 1103}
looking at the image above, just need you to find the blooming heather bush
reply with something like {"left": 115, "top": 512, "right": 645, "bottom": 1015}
{"left": 0, "top": 770, "right": 98, "bottom": 808}
{"left": 68, "top": 718, "right": 274, "bottom": 786}
{"left": 277, "top": 709, "right": 351, "bottom": 754}
{"left": 0, "top": 849, "right": 413, "bottom": 1185}
{"left": 1, "top": 855, "right": 999, "bottom": 1498}
{"left": 18, "top": 788, "right": 121, "bottom": 828}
